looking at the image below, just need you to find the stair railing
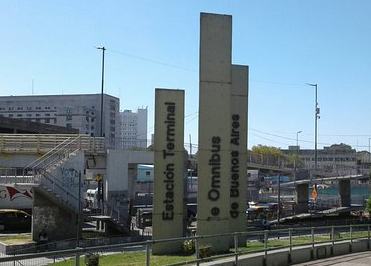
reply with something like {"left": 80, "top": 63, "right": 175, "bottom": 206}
{"left": 23, "top": 135, "right": 82, "bottom": 178}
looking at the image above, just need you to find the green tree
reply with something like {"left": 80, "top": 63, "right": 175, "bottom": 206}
{"left": 251, "top": 145, "right": 284, "bottom": 158}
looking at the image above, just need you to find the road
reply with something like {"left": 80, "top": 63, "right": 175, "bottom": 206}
{"left": 294, "top": 251, "right": 371, "bottom": 265}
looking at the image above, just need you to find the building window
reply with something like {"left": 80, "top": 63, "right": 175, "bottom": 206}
{"left": 66, "top": 123, "right": 72, "bottom": 129}
{"left": 17, "top": 114, "right": 22, "bottom": 117}
{"left": 45, "top": 118, "right": 50, "bottom": 123}
{"left": 36, "top": 114, "right": 40, "bottom": 117}
{"left": 8, "top": 114, "right": 13, "bottom": 118}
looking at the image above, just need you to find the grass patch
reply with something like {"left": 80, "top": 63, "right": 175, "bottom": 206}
{"left": 52, "top": 252, "right": 195, "bottom": 266}
{"left": 0, "top": 233, "right": 32, "bottom": 245}
{"left": 50, "top": 231, "right": 371, "bottom": 265}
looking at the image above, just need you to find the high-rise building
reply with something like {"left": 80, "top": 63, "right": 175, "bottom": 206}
{"left": 120, "top": 108, "right": 148, "bottom": 149}
{"left": 0, "top": 94, "right": 120, "bottom": 148}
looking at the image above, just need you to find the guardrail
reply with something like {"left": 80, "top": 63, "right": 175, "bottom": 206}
{"left": 0, "top": 134, "right": 105, "bottom": 154}
{"left": 0, "top": 224, "right": 370, "bottom": 265}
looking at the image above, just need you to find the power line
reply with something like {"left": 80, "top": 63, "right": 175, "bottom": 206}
{"left": 250, "top": 132, "right": 292, "bottom": 146}
{"left": 108, "top": 49, "right": 196, "bottom": 73}
{"left": 250, "top": 127, "right": 371, "bottom": 149}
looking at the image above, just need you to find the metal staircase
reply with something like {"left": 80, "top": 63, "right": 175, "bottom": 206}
{"left": 0, "top": 134, "right": 130, "bottom": 233}
{"left": 0, "top": 136, "right": 88, "bottom": 212}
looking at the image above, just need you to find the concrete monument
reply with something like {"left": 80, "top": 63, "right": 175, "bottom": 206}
{"left": 152, "top": 89, "right": 185, "bottom": 254}
{"left": 229, "top": 65, "right": 248, "bottom": 235}
{"left": 197, "top": 13, "right": 232, "bottom": 251}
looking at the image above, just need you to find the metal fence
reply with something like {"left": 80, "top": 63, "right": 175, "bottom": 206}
{"left": 0, "top": 224, "right": 370, "bottom": 265}
{"left": 0, "top": 134, "right": 105, "bottom": 154}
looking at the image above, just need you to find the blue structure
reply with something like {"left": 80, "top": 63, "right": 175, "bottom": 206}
{"left": 137, "top": 164, "right": 154, "bottom": 182}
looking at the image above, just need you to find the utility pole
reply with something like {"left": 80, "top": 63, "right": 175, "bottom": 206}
{"left": 97, "top": 46, "right": 106, "bottom": 137}
{"left": 306, "top": 83, "right": 319, "bottom": 175}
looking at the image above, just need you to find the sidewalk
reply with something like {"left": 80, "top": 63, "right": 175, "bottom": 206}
{"left": 293, "top": 251, "right": 371, "bottom": 265}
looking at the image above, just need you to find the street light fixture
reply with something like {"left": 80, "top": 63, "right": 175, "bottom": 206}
{"left": 306, "top": 83, "right": 320, "bottom": 173}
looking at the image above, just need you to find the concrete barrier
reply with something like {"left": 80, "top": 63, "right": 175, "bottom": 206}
{"left": 205, "top": 239, "right": 370, "bottom": 266}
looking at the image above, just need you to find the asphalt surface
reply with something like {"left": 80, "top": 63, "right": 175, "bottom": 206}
{"left": 294, "top": 251, "right": 371, "bottom": 265}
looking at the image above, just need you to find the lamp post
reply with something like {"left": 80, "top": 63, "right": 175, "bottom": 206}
{"left": 306, "top": 83, "right": 319, "bottom": 174}
{"left": 97, "top": 46, "right": 106, "bottom": 137}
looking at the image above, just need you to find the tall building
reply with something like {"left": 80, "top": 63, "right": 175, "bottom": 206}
{"left": 0, "top": 94, "right": 120, "bottom": 148}
{"left": 120, "top": 108, "right": 148, "bottom": 149}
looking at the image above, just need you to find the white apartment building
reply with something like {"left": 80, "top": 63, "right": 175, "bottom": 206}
{"left": 120, "top": 108, "right": 148, "bottom": 149}
{"left": 0, "top": 94, "right": 120, "bottom": 148}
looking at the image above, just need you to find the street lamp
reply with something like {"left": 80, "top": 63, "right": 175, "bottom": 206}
{"left": 97, "top": 46, "right": 106, "bottom": 138}
{"left": 306, "top": 83, "right": 320, "bottom": 173}
{"left": 368, "top": 137, "right": 371, "bottom": 163}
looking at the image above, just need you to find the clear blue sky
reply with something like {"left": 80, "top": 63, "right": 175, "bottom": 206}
{"left": 1, "top": 1, "right": 371, "bottom": 151}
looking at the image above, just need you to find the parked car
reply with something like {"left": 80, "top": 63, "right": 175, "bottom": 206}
{"left": 0, "top": 209, "right": 31, "bottom": 231}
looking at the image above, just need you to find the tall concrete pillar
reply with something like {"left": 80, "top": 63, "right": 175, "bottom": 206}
{"left": 197, "top": 13, "right": 232, "bottom": 252}
{"left": 295, "top": 183, "right": 309, "bottom": 214}
{"left": 339, "top": 179, "right": 351, "bottom": 207}
{"left": 152, "top": 89, "right": 185, "bottom": 254}
{"left": 32, "top": 189, "right": 78, "bottom": 242}
{"left": 229, "top": 65, "right": 248, "bottom": 235}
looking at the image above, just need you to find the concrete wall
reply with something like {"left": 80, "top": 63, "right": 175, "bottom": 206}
{"left": 339, "top": 179, "right": 351, "bottom": 207}
{"left": 49, "top": 150, "right": 85, "bottom": 203}
{"left": 204, "top": 239, "right": 370, "bottom": 266}
{"left": 32, "top": 190, "right": 78, "bottom": 241}
{"left": 295, "top": 183, "right": 309, "bottom": 214}
{"left": 105, "top": 150, "right": 153, "bottom": 201}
